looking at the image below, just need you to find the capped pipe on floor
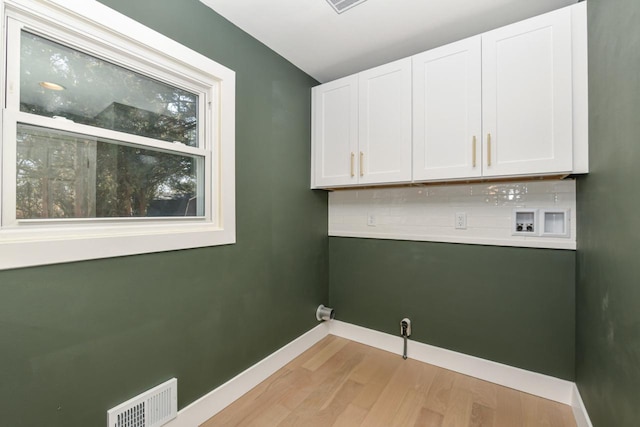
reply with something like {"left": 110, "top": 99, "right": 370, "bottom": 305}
{"left": 316, "top": 304, "right": 335, "bottom": 322}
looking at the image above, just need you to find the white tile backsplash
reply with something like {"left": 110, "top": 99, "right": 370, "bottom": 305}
{"left": 328, "top": 180, "right": 577, "bottom": 250}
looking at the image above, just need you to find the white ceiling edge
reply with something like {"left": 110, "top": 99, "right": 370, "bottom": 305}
{"left": 200, "top": 0, "right": 578, "bottom": 83}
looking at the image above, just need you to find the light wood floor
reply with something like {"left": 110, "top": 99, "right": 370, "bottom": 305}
{"left": 202, "top": 335, "right": 577, "bottom": 427}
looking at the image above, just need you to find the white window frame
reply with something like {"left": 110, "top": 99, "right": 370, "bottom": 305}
{"left": 0, "top": 0, "right": 236, "bottom": 270}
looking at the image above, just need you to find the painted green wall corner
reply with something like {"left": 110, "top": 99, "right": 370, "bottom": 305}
{"left": 0, "top": 1, "right": 327, "bottom": 426}
{"left": 576, "top": 0, "right": 640, "bottom": 425}
{"left": 329, "top": 237, "right": 576, "bottom": 380}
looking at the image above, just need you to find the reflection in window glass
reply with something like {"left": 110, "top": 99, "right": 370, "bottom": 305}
{"left": 20, "top": 31, "right": 199, "bottom": 147}
{"left": 16, "top": 124, "right": 202, "bottom": 219}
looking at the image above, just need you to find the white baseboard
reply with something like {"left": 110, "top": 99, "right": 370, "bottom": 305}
{"left": 571, "top": 384, "right": 594, "bottom": 427}
{"left": 165, "top": 320, "right": 591, "bottom": 426}
{"left": 164, "top": 323, "right": 330, "bottom": 427}
{"left": 328, "top": 320, "right": 575, "bottom": 405}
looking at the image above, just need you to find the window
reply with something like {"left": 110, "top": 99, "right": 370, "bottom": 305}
{"left": 0, "top": 0, "right": 236, "bottom": 269}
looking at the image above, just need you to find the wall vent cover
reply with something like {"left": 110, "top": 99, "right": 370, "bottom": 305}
{"left": 107, "top": 378, "right": 177, "bottom": 427}
{"left": 326, "top": 0, "right": 369, "bottom": 14}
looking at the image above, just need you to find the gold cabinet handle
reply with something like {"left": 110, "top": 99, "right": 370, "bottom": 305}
{"left": 360, "top": 151, "right": 364, "bottom": 177}
{"left": 487, "top": 133, "right": 492, "bottom": 167}
{"left": 472, "top": 136, "right": 477, "bottom": 168}
{"left": 350, "top": 152, "right": 355, "bottom": 177}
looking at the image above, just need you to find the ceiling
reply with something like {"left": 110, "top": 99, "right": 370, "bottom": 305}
{"left": 199, "top": 0, "right": 577, "bottom": 83}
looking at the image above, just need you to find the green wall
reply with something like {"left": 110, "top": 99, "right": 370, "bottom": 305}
{"left": 576, "top": 0, "right": 640, "bottom": 425}
{"left": 2, "top": 0, "right": 619, "bottom": 425}
{"left": 329, "top": 237, "right": 576, "bottom": 380}
{"left": 0, "top": 1, "right": 327, "bottom": 425}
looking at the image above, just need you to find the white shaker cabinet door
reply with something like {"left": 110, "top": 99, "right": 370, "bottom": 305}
{"left": 412, "top": 36, "right": 482, "bottom": 181}
{"left": 312, "top": 75, "right": 359, "bottom": 188}
{"left": 358, "top": 58, "right": 412, "bottom": 185}
{"left": 482, "top": 7, "right": 573, "bottom": 177}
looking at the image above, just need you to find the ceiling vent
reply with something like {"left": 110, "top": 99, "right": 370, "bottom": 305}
{"left": 326, "top": 0, "right": 369, "bottom": 14}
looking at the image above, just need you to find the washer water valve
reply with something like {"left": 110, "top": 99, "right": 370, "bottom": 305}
{"left": 400, "top": 318, "right": 411, "bottom": 360}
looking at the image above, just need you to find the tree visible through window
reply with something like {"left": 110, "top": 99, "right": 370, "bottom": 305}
{"left": 16, "top": 31, "right": 204, "bottom": 219}
{"left": 16, "top": 125, "right": 199, "bottom": 219}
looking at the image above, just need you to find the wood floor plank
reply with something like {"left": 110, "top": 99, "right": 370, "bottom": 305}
{"left": 332, "top": 403, "right": 369, "bottom": 427}
{"left": 301, "top": 335, "right": 349, "bottom": 371}
{"left": 414, "top": 407, "right": 445, "bottom": 427}
{"left": 359, "top": 358, "right": 430, "bottom": 426}
{"left": 201, "top": 336, "right": 578, "bottom": 427}
{"left": 284, "top": 335, "right": 338, "bottom": 369}
{"left": 469, "top": 402, "right": 495, "bottom": 427}
{"left": 392, "top": 389, "right": 426, "bottom": 427}
{"left": 202, "top": 368, "right": 306, "bottom": 426}
{"left": 278, "top": 379, "right": 363, "bottom": 426}
{"left": 441, "top": 374, "right": 474, "bottom": 427}
{"left": 278, "top": 350, "right": 365, "bottom": 425}
{"left": 275, "top": 367, "right": 316, "bottom": 411}
{"left": 468, "top": 376, "right": 499, "bottom": 410}
{"left": 391, "top": 363, "right": 441, "bottom": 427}
{"left": 521, "top": 392, "right": 577, "bottom": 427}
{"left": 245, "top": 403, "right": 290, "bottom": 427}
{"left": 423, "top": 368, "right": 457, "bottom": 415}
{"left": 348, "top": 344, "right": 398, "bottom": 384}
{"left": 494, "top": 385, "right": 523, "bottom": 427}
{"left": 276, "top": 341, "right": 367, "bottom": 413}
{"left": 350, "top": 349, "right": 402, "bottom": 410}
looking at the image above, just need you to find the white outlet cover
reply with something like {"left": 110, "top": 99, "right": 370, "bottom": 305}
{"left": 367, "top": 214, "right": 376, "bottom": 226}
{"left": 455, "top": 212, "right": 466, "bottom": 230}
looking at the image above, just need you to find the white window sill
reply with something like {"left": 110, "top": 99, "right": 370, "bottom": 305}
{"left": 0, "top": 223, "right": 236, "bottom": 270}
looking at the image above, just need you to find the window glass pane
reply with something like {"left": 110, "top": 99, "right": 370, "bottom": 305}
{"left": 16, "top": 124, "right": 203, "bottom": 219}
{"left": 20, "top": 31, "right": 199, "bottom": 147}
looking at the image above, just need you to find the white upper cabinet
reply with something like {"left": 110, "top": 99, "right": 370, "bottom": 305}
{"left": 312, "top": 59, "right": 411, "bottom": 188}
{"left": 358, "top": 59, "right": 412, "bottom": 185}
{"left": 312, "top": 3, "right": 587, "bottom": 189}
{"left": 312, "top": 75, "right": 358, "bottom": 188}
{"left": 413, "top": 4, "right": 585, "bottom": 182}
{"left": 481, "top": 7, "right": 573, "bottom": 177}
{"left": 412, "top": 36, "right": 482, "bottom": 181}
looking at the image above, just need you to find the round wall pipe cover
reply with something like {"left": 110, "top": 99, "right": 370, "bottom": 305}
{"left": 316, "top": 304, "right": 335, "bottom": 321}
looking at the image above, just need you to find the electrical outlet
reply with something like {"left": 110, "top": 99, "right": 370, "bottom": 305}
{"left": 367, "top": 214, "right": 376, "bottom": 226}
{"left": 455, "top": 212, "right": 467, "bottom": 229}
